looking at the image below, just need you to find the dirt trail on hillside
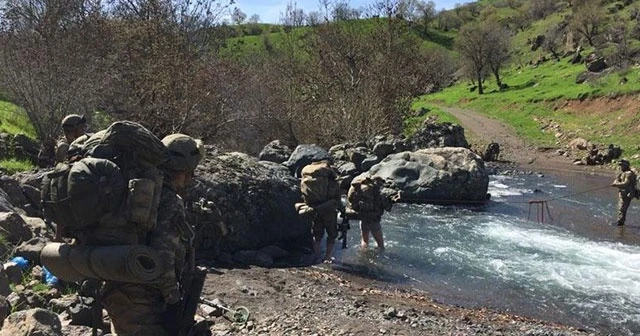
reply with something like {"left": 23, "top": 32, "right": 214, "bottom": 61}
{"left": 440, "top": 106, "right": 615, "bottom": 177}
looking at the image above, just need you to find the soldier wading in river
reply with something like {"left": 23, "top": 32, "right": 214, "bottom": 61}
{"left": 611, "top": 159, "right": 637, "bottom": 226}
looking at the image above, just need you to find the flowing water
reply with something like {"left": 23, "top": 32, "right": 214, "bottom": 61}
{"left": 335, "top": 170, "right": 640, "bottom": 335}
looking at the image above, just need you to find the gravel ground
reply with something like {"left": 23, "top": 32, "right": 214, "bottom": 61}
{"left": 199, "top": 265, "right": 601, "bottom": 336}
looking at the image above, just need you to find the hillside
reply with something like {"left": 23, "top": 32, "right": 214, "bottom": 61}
{"left": 413, "top": 0, "right": 640, "bottom": 164}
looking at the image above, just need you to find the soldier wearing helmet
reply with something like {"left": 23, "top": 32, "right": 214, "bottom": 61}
{"left": 103, "top": 133, "right": 204, "bottom": 336}
{"left": 611, "top": 159, "right": 637, "bottom": 226}
{"left": 54, "top": 114, "right": 88, "bottom": 163}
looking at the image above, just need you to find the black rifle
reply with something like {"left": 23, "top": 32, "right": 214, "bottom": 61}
{"left": 337, "top": 214, "right": 350, "bottom": 249}
{"left": 165, "top": 218, "right": 210, "bottom": 336}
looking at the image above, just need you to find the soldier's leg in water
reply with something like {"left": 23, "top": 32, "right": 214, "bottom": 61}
{"left": 360, "top": 220, "right": 371, "bottom": 249}
{"left": 323, "top": 209, "right": 338, "bottom": 261}
{"left": 311, "top": 216, "right": 324, "bottom": 257}
{"left": 617, "top": 195, "right": 632, "bottom": 225}
{"left": 103, "top": 283, "right": 170, "bottom": 336}
{"left": 369, "top": 220, "right": 384, "bottom": 250}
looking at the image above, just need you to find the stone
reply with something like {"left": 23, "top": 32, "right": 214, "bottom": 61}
{"left": 187, "top": 152, "right": 310, "bottom": 254}
{"left": 0, "top": 212, "right": 33, "bottom": 244}
{"left": 367, "top": 147, "right": 490, "bottom": 203}
{"left": 282, "top": 144, "right": 332, "bottom": 177}
{"left": 14, "top": 238, "right": 47, "bottom": 265}
{"left": 3, "top": 262, "right": 22, "bottom": 284}
{"left": 0, "top": 296, "right": 11, "bottom": 328}
{"left": 258, "top": 140, "right": 292, "bottom": 164}
{"left": 0, "top": 308, "right": 62, "bottom": 336}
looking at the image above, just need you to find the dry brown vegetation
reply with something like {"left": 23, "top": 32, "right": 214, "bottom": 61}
{"left": 0, "top": 0, "right": 456, "bottom": 156}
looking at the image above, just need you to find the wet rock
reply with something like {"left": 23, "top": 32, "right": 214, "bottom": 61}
{"left": 0, "top": 212, "right": 33, "bottom": 244}
{"left": 0, "top": 308, "right": 62, "bottom": 336}
{"left": 283, "top": 144, "right": 332, "bottom": 177}
{"left": 259, "top": 140, "right": 292, "bottom": 164}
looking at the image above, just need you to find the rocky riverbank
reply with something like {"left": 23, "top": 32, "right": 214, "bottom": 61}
{"left": 198, "top": 262, "right": 600, "bottom": 336}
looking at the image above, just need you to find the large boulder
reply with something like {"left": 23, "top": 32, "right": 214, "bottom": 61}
{"left": 188, "top": 152, "right": 310, "bottom": 253}
{"left": 0, "top": 212, "right": 33, "bottom": 244}
{"left": 368, "top": 147, "right": 489, "bottom": 203}
{"left": 258, "top": 140, "right": 292, "bottom": 164}
{"left": 407, "top": 122, "right": 469, "bottom": 150}
{"left": 283, "top": 145, "right": 332, "bottom": 177}
{"left": 0, "top": 308, "right": 62, "bottom": 336}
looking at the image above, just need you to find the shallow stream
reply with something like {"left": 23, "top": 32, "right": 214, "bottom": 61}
{"left": 335, "top": 169, "right": 640, "bottom": 335}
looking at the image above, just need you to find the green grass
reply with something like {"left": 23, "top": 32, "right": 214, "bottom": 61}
{"left": 0, "top": 158, "right": 34, "bottom": 174}
{"left": 0, "top": 101, "right": 36, "bottom": 139}
{"left": 420, "top": 52, "right": 640, "bottom": 162}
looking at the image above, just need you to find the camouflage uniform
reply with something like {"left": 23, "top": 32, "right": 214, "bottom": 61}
{"left": 103, "top": 184, "right": 190, "bottom": 336}
{"left": 612, "top": 162, "right": 637, "bottom": 226}
{"left": 348, "top": 182, "right": 391, "bottom": 230}
{"left": 54, "top": 138, "right": 70, "bottom": 163}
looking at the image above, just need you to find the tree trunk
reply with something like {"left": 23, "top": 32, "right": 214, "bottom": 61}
{"left": 477, "top": 72, "right": 484, "bottom": 94}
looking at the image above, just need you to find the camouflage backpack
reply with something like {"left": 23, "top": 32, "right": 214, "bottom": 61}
{"left": 300, "top": 161, "right": 339, "bottom": 206}
{"left": 347, "top": 176, "right": 381, "bottom": 213}
{"left": 41, "top": 121, "right": 168, "bottom": 244}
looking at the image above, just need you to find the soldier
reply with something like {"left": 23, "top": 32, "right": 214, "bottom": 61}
{"left": 299, "top": 161, "right": 343, "bottom": 263}
{"left": 102, "top": 133, "right": 204, "bottom": 335}
{"left": 347, "top": 176, "right": 401, "bottom": 250}
{"left": 54, "top": 114, "right": 88, "bottom": 163}
{"left": 610, "top": 159, "right": 636, "bottom": 226}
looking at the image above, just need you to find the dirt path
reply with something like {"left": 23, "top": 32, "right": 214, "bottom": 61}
{"left": 440, "top": 106, "right": 615, "bottom": 177}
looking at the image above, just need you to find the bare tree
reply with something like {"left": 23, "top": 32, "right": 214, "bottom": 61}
{"left": 486, "top": 23, "right": 511, "bottom": 89}
{"left": 231, "top": 7, "right": 247, "bottom": 25}
{"left": 0, "top": 0, "right": 109, "bottom": 158}
{"left": 455, "top": 21, "right": 497, "bottom": 94}
{"left": 569, "top": 0, "right": 606, "bottom": 47}
{"left": 281, "top": 1, "right": 306, "bottom": 27}
{"left": 248, "top": 14, "right": 260, "bottom": 24}
{"left": 542, "top": 23, "right": 566, "bottom": 61}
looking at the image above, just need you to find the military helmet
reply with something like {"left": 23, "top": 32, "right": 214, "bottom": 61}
{"left": 161, "top": 134, "right": 204, "bottom": 171}
{"left": 61, "top": 114, "right": 86, "bottom": 128}
{"left": 619, "top": 159, "right": 630, "bottom": 167}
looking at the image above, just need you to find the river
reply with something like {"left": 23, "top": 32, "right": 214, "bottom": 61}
{"left": 334, "top": 168, "right": 640, "bottom": 335}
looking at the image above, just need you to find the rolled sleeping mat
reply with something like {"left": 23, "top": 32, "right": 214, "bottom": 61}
{"left": 41, "top": 242, "right": 163, "bottom": 283}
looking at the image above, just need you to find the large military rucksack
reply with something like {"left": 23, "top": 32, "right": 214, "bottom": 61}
{"left": 347, "top": 177, "right": 379, "bottom": 213}
{"left": 41, "top": 121, "right": 168, "bottom": 244}
{"left": 300, "top": 161, "right": 339, "bottom": 206}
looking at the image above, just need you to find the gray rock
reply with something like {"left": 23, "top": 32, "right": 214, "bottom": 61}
{"left": 258, "top": 140, "right": 292, "bottom": 164}
{"left": 3, "top": 262, "right": 22, "bottom": 284}
{"left": 361, "top": 156, "right": 381, "bottom": 172}
{"left": 232, "top": 250, "right": 274, "bottom": 267}
{"left": 14, "top": 238, "right": 47, "bottom": 265}
{"left": 368, "top": 147, "right": 489, "bottom": 203}
{"left": 0, "top": 271, "right": 9, "bottom": 297}
{"left": 0, "top": 177, "right": 28, "bottom": 212}
{"left": 407, "top": 122, "right": 469, "bottom": 150}
{"left": 335, "top": 162, "right": 358, "bottom": 177}
{"left": 0, "top": 212, "right": 33, "bottom": 244}
{"left": 0, "top": 296, "right": 10, "bottom": 328}
{"left": 282, "top": 144, "right": 332, "bottom": 177}
{"left": 19, "top": 217, "right": 47, "bottom": 238}
{"left": 0, "top": 308, "right": 62, "bottom": 336}
{"left": 0, "top": 190, "right": 15, "bottom": 213}
{"left": 586, "top": 57, "right": 607, "bottom": 72}
{"left": 347, "top": 147, "right": 370, "bottom": 171}
{"left": 188, "top": 152, "right": 310, "bottom": 254}
{"left": 372, "top": 143, "right": 395, "bottom": 159}
{"left": 258, "top": 245, "right": 290, "bottom": 259}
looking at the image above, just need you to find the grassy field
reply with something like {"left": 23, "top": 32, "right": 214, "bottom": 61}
{"left": 418, "top": 55, "right": 640, "bottom": 161}
{"left": 0, "top": 100, "right": 36, "bottom": 139}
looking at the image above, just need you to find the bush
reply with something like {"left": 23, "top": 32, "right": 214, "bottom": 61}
{"left": 0, "top": 158, "right": 34, "bottom": 174}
